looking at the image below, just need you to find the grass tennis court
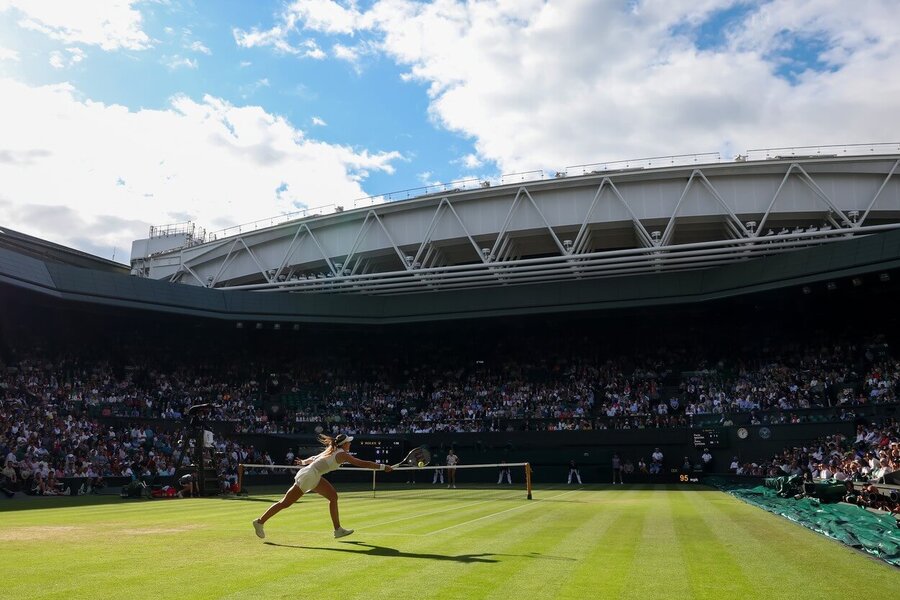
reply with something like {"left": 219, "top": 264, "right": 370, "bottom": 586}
{"left": 2, "top": 484, "right": 897, "bottom": 599}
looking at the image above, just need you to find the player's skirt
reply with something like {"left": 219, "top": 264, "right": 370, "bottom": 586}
{"left": 294, "top": 466, "right": 322, "bottom": 492}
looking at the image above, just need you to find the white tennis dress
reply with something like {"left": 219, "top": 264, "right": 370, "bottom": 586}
{"left": 294, "top": 450, "right": 345, "bottom": 492}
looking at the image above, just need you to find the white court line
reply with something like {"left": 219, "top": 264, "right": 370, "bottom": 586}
{"left": 423, "top": 489, "right": 582, "bottom": 536}
{"left": 230, "top": 490, "right": 528, "bottom": 534}
{"left": 361, "top": 499, "right": 491, "bottom": 529}
{"left": 358, "top": 495, "right": 513, "bottom": 530}
{"left": 216, "top": 489, "right": 580, "bottom": 539}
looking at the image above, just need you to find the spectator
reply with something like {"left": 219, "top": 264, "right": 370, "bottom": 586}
{"left": 497, "top": 459, "right": 512, "bottom": 485}
{"left": 1, "top": 460, "right": 17, "bottom": 497}
{"left": 611, "top": 453, "right": 623, "bottom": 484}
{"left": 700, "top": 448, "right": 713, "bottom": 472}
{"left": 179, "top": 472, "right": 198, "bottom": 498}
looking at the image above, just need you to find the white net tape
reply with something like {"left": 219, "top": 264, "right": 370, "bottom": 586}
{"left": 241, "top": 462, "right": 529, "bottom": 471}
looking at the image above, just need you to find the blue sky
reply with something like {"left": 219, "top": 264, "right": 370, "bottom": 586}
{"left": 0, "top": 0, "right": 476, "bottom": 196}
{"left": 0, "top": 0, "right": 898, "bottom": 261}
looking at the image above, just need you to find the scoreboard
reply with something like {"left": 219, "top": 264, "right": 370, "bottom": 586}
{"left": 354, "top": 439, "right": 405, "bottom": 465}
{"left": 690, "top": 428, "right": 725, "bottom": 449}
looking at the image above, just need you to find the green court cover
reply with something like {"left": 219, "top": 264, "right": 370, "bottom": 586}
{"left": 709, "top": 478, "right": 900, "bottom": 566}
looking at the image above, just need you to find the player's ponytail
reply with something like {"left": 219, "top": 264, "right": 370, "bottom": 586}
{"left": 317, "top": 433, "right": 349, "bottom": 455}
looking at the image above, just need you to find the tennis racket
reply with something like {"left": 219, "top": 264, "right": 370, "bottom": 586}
{"left": 392, "top": 446, "right": 431, "bottom": 469}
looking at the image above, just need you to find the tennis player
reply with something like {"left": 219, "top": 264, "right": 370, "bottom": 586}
{"left": 251, "top": 433, "right": 392, "bottom": 540}
{"left": 446, "top": 448, "right": 459, "bottom": 488}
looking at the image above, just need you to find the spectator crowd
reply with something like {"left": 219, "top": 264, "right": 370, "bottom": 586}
{"left": 728, "top": 419, "right": 900, "bottom": 515}
{"left": 0, "top": 360, "right": 268, "bottom": 496}
{"left": 2, "top": 337, "right": 899, "bottom": 497}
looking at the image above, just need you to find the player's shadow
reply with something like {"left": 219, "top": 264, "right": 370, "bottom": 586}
{"left": 222, "top": 496, "right": 280, "bottom": 503}
{"left": 264, "top": 541, "right": 574, "bottom": 564}
{"left": 266, "top": 540, "right": 498, "bottom": 563}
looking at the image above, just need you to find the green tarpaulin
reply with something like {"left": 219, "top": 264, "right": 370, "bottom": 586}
{"left": 709, "top": 478, "right": 900, "bottom": 566}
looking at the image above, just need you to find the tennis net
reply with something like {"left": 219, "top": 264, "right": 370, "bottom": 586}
{"left": 238, "top": 461, "right": 533, "bottom": 500}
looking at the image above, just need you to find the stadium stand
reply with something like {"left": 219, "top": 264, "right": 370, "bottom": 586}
{"left": 3, "top": 323, "right": 899, "bottom": 494}
{"left": 2, "top": 231, "right": 900, "bottom": 494}
{"left": 3, "top": 337, "right": 896, "bottom": 434}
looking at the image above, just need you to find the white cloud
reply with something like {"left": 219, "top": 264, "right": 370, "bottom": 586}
{"left": 311, "top": 116, "right": 327, "bottom": 126}
{"left": 368, "top": 0, "right": 900, "bottom": 171}
{"left": 233, "top": 26, "right": 277, "bottom": 48}
{"left": 233, "top": 24, "right": 301, "bottom": 54}
{"left": 48, "top": 47, "right": 85, "bottom": 69}
{"left": 333, "top": 42, "right": 358, "bottom": 63}
{"left": 290, "top": 0, "right": 361, "bottom": 35}
{"left": 460, "top": 153, "right": 482, "bottom": 169}
{"left": 164, "top": 55, "right": 198, "bottom": 70}
{"left": 1, "top": 0, "right": 151, "bottom": 51}
{"left": 249, "top": 0, "right": 900, "bottom": 172}
{"left": 67, "top": 46, "right": 85, "bottom": 63}
{"left": 303, "top": 39, "right": 326, "bottom": 59}
{"left": 233, "top": 0, "right": 361, "bottom": 57}
{"left": 48, "top": 51, "right": 64, "bottom": 69}
{"left": 0, "top": 46, "right": 19, "bottom": 61}
{"left": 233, "top": 23, "right": 326, "bottom": 59}
{"left": 239, "top": 78, "right": 270, "bottom": 98}
{"left": 0, "top": 78, "right": 402, "bottom": 261}
{"left": 187, "top": 40, "right": 212, "bottom": 55}
{"left": 331, "top": 39, "right": 380, "bottom": 71}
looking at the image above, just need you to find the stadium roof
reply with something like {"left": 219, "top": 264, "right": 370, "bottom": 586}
{"left": 2, "top": 227, "right": 899, "bottom": 324}
{"left": 0, "top": 226, "right": 128, "bottom": 275}
{"left": 129, "top": 152, "right": 900, "bottom": 296}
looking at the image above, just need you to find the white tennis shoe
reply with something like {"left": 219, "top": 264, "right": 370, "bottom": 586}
{"left": 252, "top": 519, "right": 266, "bottom": 539}
{"left": 334, "top": 527, "right": 354, "bottom": 539}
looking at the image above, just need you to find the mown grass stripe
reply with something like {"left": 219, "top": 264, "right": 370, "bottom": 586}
{"left": 382, "top": 489, "right": 619, "bottom": 600}
{"left": 670, "top": 489, "right": 757, "bottom": 599}
{"left": 352, "top": 489, "right": 533, "bottom": 531}
{"left": 552, "top": 488, "right": 648, "bottom": 599}
{"left": 619, "top": 488, "right": 693, "bottom": 600}
{"left": 481, "top": 507, "right": 620, "bottom": 600}
{"left": 424, "top": 489, "right": 581, "bottom": 536}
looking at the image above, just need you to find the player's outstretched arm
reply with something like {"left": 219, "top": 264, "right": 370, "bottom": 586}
{"left": 341, "top": 453, "right": 394, "bottom": 472}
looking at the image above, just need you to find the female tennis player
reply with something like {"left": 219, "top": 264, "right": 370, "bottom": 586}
{"left": 446, "top": 448, "right": 459, "bottom": 488}
{"left": 251, "top": 433, "right": 392, "bottom": 539}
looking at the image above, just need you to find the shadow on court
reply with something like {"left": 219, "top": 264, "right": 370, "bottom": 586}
{"left": 222, "top": 495, "right": 280, "bottom": 503}
{"left": 264, "top": 541, "right": 575, "bottom": 563}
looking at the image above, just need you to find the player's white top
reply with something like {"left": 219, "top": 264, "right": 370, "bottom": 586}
{"left": 307, "top": 450, "right": 346, "bottom": 475}
{"left": 447, "top": 453, "right": 459, "bottom": 466}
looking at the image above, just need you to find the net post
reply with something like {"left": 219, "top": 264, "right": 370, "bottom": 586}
{"left": 238, "top": 464, "right": 244, "bottom": 495}
{"left": 372, "top": 469, "right": 376, "bottom": 498}
{"left": 526, "top": 462, "right": 533, "bottom": 500}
